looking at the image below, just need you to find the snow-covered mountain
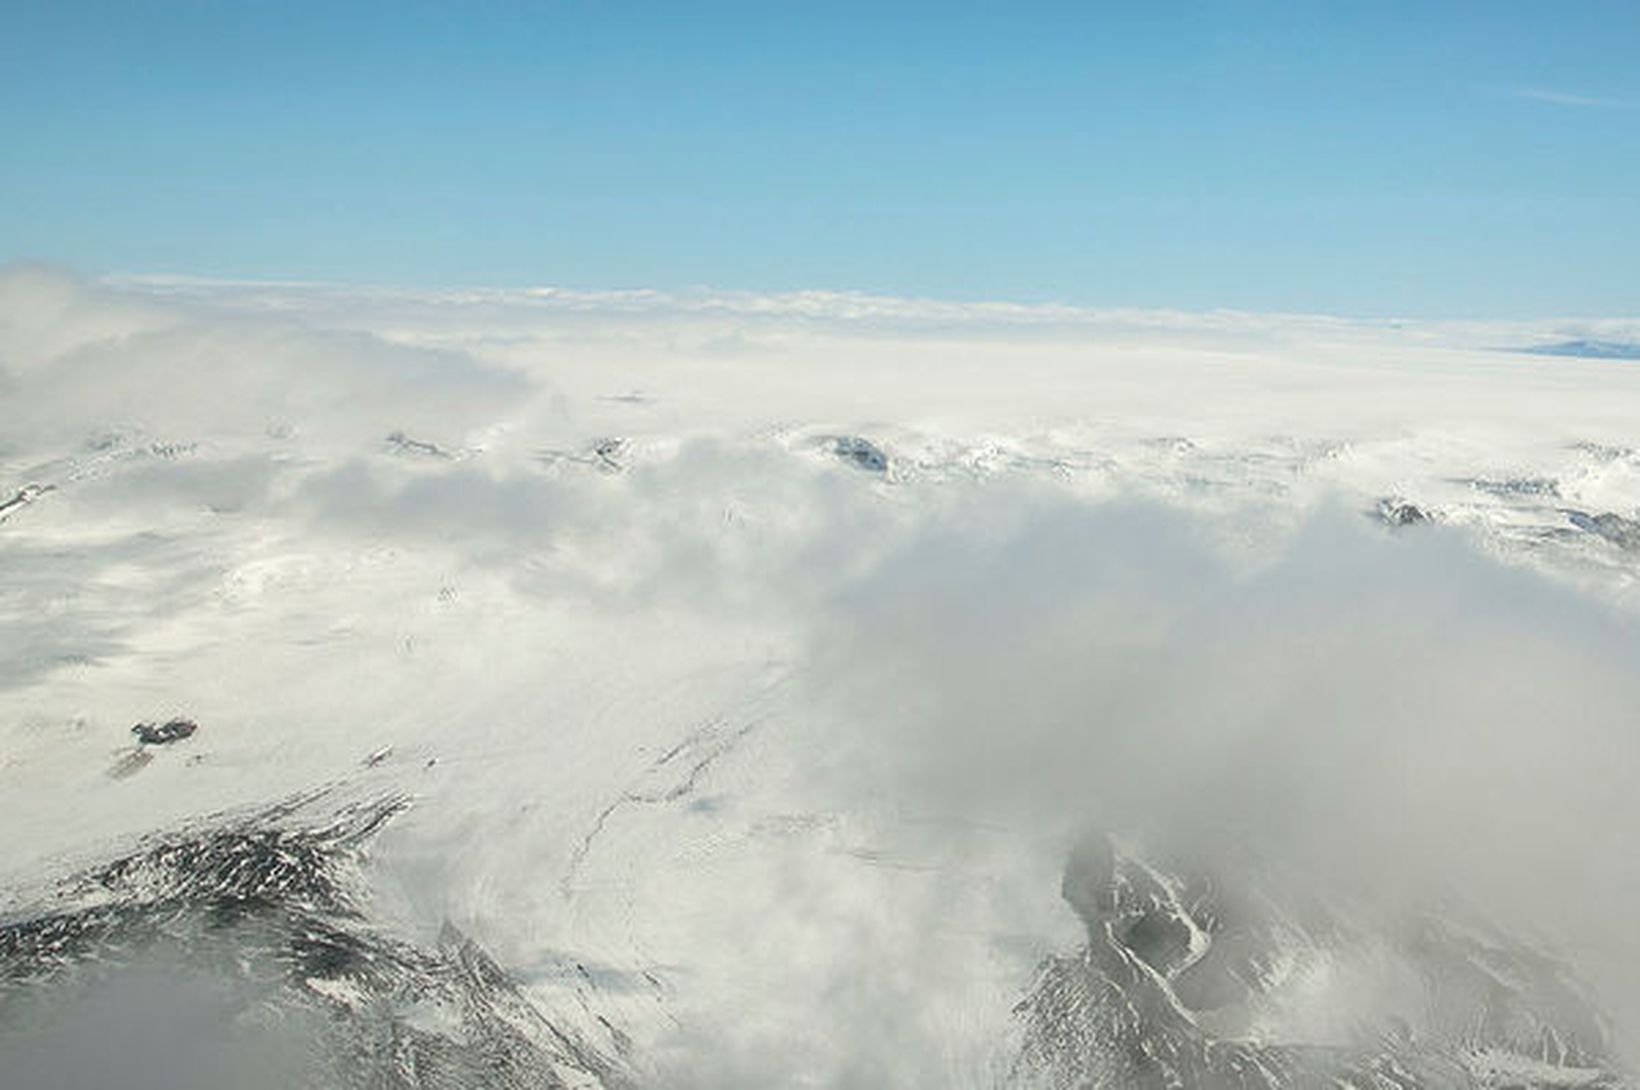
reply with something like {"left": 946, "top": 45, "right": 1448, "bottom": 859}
{"left": 4, "top": 266, "right": 1640, "bottom": 1087}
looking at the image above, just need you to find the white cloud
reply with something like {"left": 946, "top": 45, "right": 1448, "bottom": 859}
{"left": 1510, "top": 86, "right": 1640, "bottom": 111}
{"left": 0, "top": 266, "right": 526, "bottom": 456}
{"left": 5, "top": 264, "right": 1640, "bottom": 1085}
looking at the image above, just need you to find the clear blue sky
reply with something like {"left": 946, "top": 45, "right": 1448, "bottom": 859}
{"left": 2, "top": 2, "right": 1636, "bottom": 316}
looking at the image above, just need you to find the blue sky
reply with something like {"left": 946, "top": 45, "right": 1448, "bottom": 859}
{"left": 2, "top": 2, "right": 1636, "bottom": 316}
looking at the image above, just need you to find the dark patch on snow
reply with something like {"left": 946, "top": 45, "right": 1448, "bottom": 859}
{"left": 1143, "top": 436, "right": 1198, "bottom": 456}
{"left": 131, "top": 718, "right": 198, "bottom": 746}
{"left": 386, "top": 431, "right": 454, "bottom": 459}
{"left": 1374, "top": 498, "right": 1432, "bottom": 528}
{"left": 1466, "top": 476, "right": 1562, "bottom": 499}
{"left": 1571, "top": 441, "right": 1634, "bottom": 462}
{"left": 148, "top": 439, "right": 197, "bottom": 459}
{"left": 537, "top": 438, "right": 628, "bottom": 474}
{"left": 1567, "top": 510, "right": 1640, "bottom": 551}
{"left": 0, "top": 484, "right": 54, "bottom": 523}
{"left": 590, "top": 437, "right": 626, "bottom": 472}
{"left": 830, "top": 436, "right": 889, "bottom": 474}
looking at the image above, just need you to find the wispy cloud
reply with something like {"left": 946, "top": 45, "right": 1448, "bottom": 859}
{"left": 1510, "top": 85, "right": 1640, "bottom": 111}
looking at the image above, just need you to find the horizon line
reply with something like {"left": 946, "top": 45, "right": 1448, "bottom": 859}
{"left": 75, "top": 268, "right": 1640, "bottom": 331}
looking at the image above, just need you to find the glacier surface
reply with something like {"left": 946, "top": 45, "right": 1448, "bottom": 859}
{"left": 4, "top": 267, "right": 1640, "bottom": 1087}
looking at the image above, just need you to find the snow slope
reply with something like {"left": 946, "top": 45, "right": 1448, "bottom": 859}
{"left": 3, "top": 266, "right": 1640, "bottom": 1086}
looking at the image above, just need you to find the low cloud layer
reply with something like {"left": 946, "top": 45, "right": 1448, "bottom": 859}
{"left": 4, "top": 266, "right": 1640, "bottom": 1086}
{"left": 0, "top": 265, "right": 523, "bottom": 455}
{"left": 612, "top": 496, "right": 1640, "bottom": 1085}
{"left": 811, "top": 495, "right": 1640, "bottom": 939}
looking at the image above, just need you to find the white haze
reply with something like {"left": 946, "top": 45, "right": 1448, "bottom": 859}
{"left": 3, "top": 264, "right": 1640, "bottom": 1085}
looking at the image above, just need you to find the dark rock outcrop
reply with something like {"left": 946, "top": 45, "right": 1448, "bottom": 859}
{"left": 1012, "top": 835, "right": 1626, "bottom": 1089}
{"left": 831, "top": 436, "right": 889, "bottom": 474}
{"left": 0, "top": 791, "right": 633, "bottom": 1090}
{"left": 1376, "top": 498, "right": 1432, "bottom": 528}
{"left": 131, "top": 718, "right": 199, "bottom": 746}
{"left": 1567, "top": 510, "right": 1640, "bottom": 552}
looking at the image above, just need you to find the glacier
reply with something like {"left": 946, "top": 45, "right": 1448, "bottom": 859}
{"left": 3, "top": 266, "right": 1640, "bottom": 1087}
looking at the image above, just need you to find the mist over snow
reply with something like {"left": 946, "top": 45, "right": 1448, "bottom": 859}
{"left": 5, "top": 264, "right": 1640, "bottom": 1088}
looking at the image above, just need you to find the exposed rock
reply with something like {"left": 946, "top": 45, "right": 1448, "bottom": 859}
{"left": 1468, "top": 476, "right": 1561, "bottom": 499}
{"left": 1570, "top": 441, "right": 1632, "bottom": 462}
{"left": 1376, "top": 498, "right": 1432, "bottom": 527}
{"left": 1567, "top": 510, "right": 1640, "bottom": 551}
{"left": 131, "top": 718, "right": 199, "bottom": 746}
{"left": 831, "top": 435, "right": 889, "bottom": 473}
{"left": 0, "top": 791, "right": 633, "bottom": 1090}
{"left": 591, "top": 437, "right": 627, "bottom": 472}
{"left": 0, "top": 483, "right": 54, "bottom": 523}
{"left": 1011, "top": 834, "right": 1627, "bottom": 1089}
{"left": 386, "top": 430, "right": 453, "bottom": 459}
{"left": 536, "top": 437, "right": 628, "bottom": 474}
